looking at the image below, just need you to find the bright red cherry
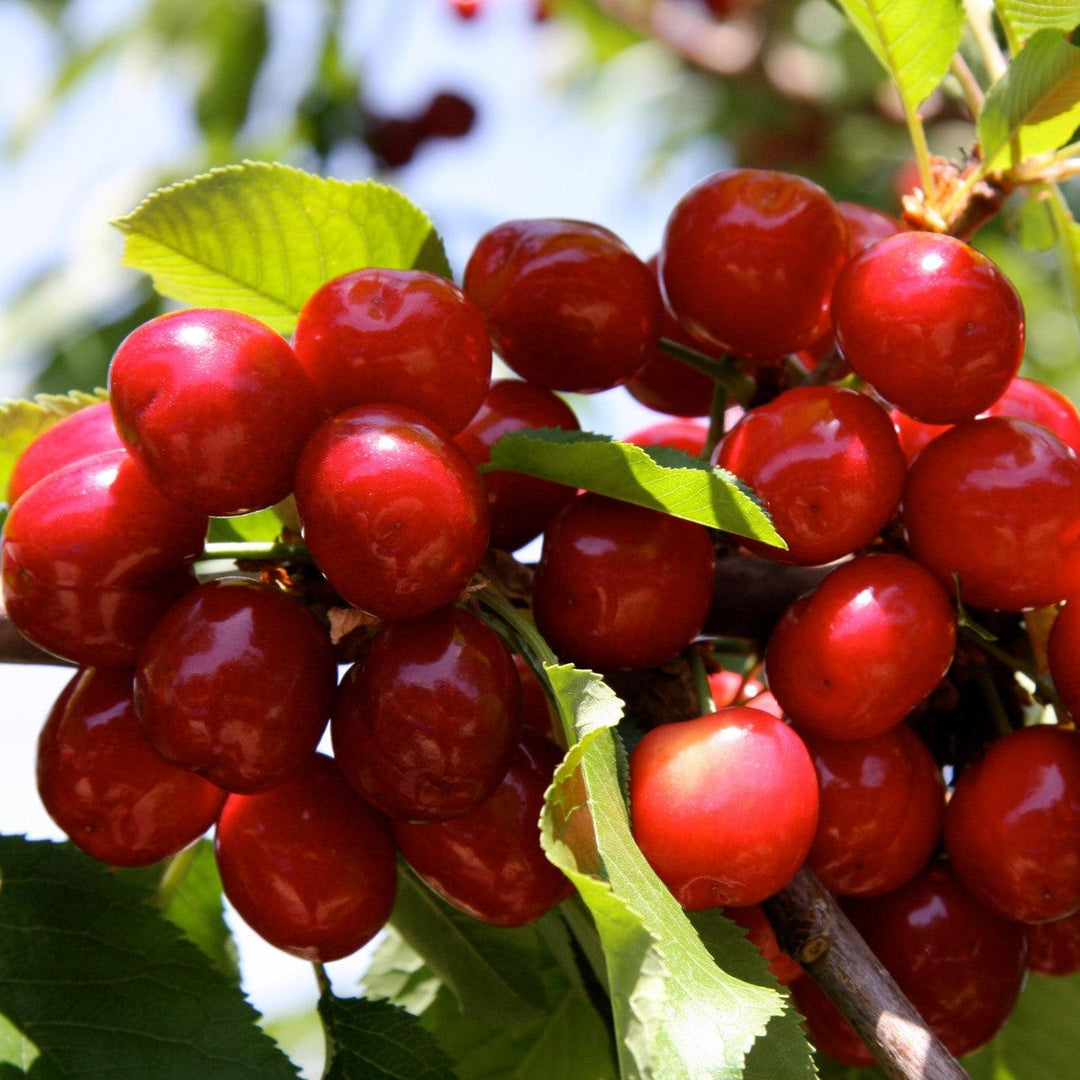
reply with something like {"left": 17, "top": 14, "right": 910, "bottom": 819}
{"left": 945, "top": 724, "right": 1080, "bottom": 923}
{"left": 724, "top": 904, "right": 802, "bottom": 985}
{"left": 985, "top": 375, "right": 1080, "bottom": 455}
{"left": 109, "top": 308, "right": 322, "bottom": 516}
{"left": 294, "top": 404, "right": 489, "bottom": 620}
{"left": 832, "top": 232, "right": 1024, "bottom": 424}
{"left": 889, "top": 407, "right": 951, "bottom": 463}
{"left": 1026, "top": 909, "right": 1080, "bottom": 976}
{"left": 837, "top": 201, "right": 902, "bottom": 254}
{"left": 629, "top": 707, "right": 819, "bottom": 909}
{"left": 332, "top": 606, "right": 522, "bottom": 821}
{"left": 765, "top": 554, "right": 956, "bottom": 740}
{"left": 453, "top": 378, "right": 580, "bottom": 551}
{"left": 532, "top": 493, "right": 715, "bottom": 671}
{"left": 37, "top": 667, "right": 226, "bottom": 867}
{"left": 463, "top": 218, "right": 662, "bottom": 393}
{"left": 902, "top": 417, "right": 1080, "bottom": 611}
{"left": 801, "top": 724, "right": 945, "bottom": 896}
{"left": 1048, "top": 600, "right": 1080, "bottom": 723}
{"left": 715, "top": 386, "right": 906, "bottom": 565}
{"left": 292, "top": 268, "right": 491, "bottom": 434}
{"left": 659, "top": 169, "right": 848, "bottom": 359}
{"left": 215, "top": 753, "right": 396, "bottom": 961}
{"left": 624, "top": 419, "right": 709, "bottom": 456}
{"left": 394, "top": 731, "right": 573, "bottom": 926}
{"left": 135, "top": 579, "right": 337, "bottom": 793}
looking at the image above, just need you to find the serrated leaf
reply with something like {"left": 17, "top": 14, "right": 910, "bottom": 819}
{"left": 111, "top": 162, "right": 452, "bottom": 334}
{"left": 995, "top": 0, "right": 1080, "bottom": 43}
{"left": 319, "top": 992, "right": 456, "bottom": 1080}
{"left": 979, "top": 29, "right": 1080, "bottom": 167}
{"left": 0, "top": 835, "right": 299, "bottom": 1080}
{"left": 833, "top": 0, "right": 963, "bottom": 110}
{"left": 488, "top": 430, "right": 786, "bottom": 547}
{"left": 0, "top": 389, "right": 109, "bottom": 505}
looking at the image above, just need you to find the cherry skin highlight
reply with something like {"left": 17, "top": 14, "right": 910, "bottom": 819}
{"left": 1048, "top": 600, "right": 1080, "bottom": 723}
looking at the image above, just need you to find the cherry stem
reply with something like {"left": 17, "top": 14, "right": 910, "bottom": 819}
{"left": 151, "top": 844, "right": 198, "bottom": 910}
{"left": 687, "top": 645, "right": 716, "bottom": 714}
{"left": 960, "top": 624, "right": 1062, "bottom": 713}
{"left": 701, "top": 383, "right": 728, "bottom": 463}
{"left": 312, "top": 962, "right": 332, "bottom": 997}
{"left": 656, "top": 338, "right": 756, "bottom": 404}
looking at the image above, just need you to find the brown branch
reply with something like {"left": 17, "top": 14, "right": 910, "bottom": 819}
{"left": 764, "top": 868, "right": 969, "bottom": 1080}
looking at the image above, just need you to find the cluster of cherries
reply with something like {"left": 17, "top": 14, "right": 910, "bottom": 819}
{"left": 5, "top": 165, "right": 1080, "bottom": 1067}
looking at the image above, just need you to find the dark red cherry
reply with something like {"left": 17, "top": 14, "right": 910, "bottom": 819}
{"left": 418, "top": 91, "right": 477, "bottom": 139}
{"left": 37, "top": 667, "right": 226, "bottom": 866}
{"left": 294, "top": 404, "right": 489, "bottom": 620}
{"left": 1027, "top": 909, "right": 1080, "bottom": 976}
{"left": 724, "top": 904, "right": 802, "bottom": 985}
{"left": 394, "top": 731, "right": 573, "bottom": 926}
{"left": 1048, "top": 600, "right": 1080, "bottom": 723}
{"left": 215, "top": 753, "right": 396, "bottom": 961}
{"left": 789, "top": 975, "right": 875, "bottom": 1068}
{"left": 332, "top": 606, "right": 522, "bottom": 821}
{"left": 514, "top": 654, "right": 557, "bottom": 741}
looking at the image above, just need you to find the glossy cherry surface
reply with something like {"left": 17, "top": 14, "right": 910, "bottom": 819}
{"left": 215, "top": 753, "right": 396, "bottom": 961}
{"left": 889, "top": 407, "right": 951, "bottom": 463}
{"left": 37, "top": 667, "right": 226, "bottom": 866}
{"left": 453, "top": 378, "right": 580, "bottom": 551}
{"left": 464, "top": 218, "right": 662, "bottom": 392}
{"left": 1026, "top": 909, "right": 1080, "bottom": 976}
{"left": 514, "top": 654, "right": 557, "bottom": 740}
{"left": 629, "top": 706, "right": 819, "bottom": 908}
{"left": 832, "top": 231, "right": 1024, "bottom": 424}
{"left": 902, "top": 417, "right": 1080, "bottom": 611}
{"left": 715, "top": 386, "right": 906, "bottom": 566}
{"left": 724, "top": 904, "right": 802, "bottom": 985}
{"left": 766, "top": 553, "right": 956, "bottom": 740}
{"left": 790, "top": 975, "right": 875, "bottom": 1068}
{"left": 135, "top": 578, "right": 337, "bottom": 793}
{"left": 109, "top": 308, "right": 322, "bottom": 516}
{"left": 801, "top": 724, "right": 944, "bottom": 896}
{"left": 532, "top": 492, "right": 715, "bottom": 671}
{"left": 332, "top": 606, "right": 522, "bottom": 821}
{"left": 394, "top": 731, "right": 573, "bottom": 926}
{"left": 294, "top": 404, "right": 489, "bottom": 620}
{"left": 945, "top": 724, "right": 1080, "bottom": 923}
{"left": 624, "top": 419, "right": 709, "bottom": 456}
{"left": 659, "top": 168, "right": 847, "bottom": 359}
{"left": 7, "top": 401, "right": 123, "bottom": 504}
{"left": 842, "top": 863, "right": 1028, "bottom": 1057}
{"left": 1048, "top": 600, "right": 1080, "bottom": 723}
{"left": 836, "top": 201, "right": 902, "bottom": 254}
{"left": 986, "top": 375, "right": 1080, "bottom": 455}
{"left": 292, "top": 267, "right": 491, "bottom": 434}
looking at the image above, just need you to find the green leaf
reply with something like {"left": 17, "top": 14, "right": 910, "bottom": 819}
{"left": 995, "top": 0, "right": 1080, "bottom": 43}
{"left": 0, "top": 835, "right": 299, "bottom": 1079}
{"left": 319, "top": 992, "right": 456, "bottom": 1080}
{"left": 0, "top": 1012, "right": 37, "bottom": 1076}
{"left": 833, "top": 0, "right": 964, "bottom": 109}
{"left": 979, "top": 30, "right": 1080, "bottom": 167}
{"left": 111, "top": 162, "right": 452, "bottom": 334}
{"left": 0, "top": 389, "right": 109, "bottom": 505}
{"left": 487, "top": 430, "right": 786, "bottom": 547}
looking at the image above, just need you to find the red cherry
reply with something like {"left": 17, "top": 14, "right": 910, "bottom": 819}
{"left": 464, "top": 218, "right": 662, "bottom": 393}
{"left": 724, "top": 904, "right": 802, "bottom": 985}
{"left": 532, "top": 493, "right": 715, "bottom": 671}
{"left": 765, "top": 553, "right": 956, "bottom": 740}
{"left": 332, "top": 606, "right": 522, "bottom": 822}
{"left": 624, "top": 419, "right": 709, "bottom": 456}
{"left": 514, "top": 654, "right": 557, "bottom": 740}
{"left": 418, "top": 91, "right": 477, "bottom": 139}
{"left": 945, "top": 724, "right": 1080, "bottom": 923}
{"left": 902, "top": 417, "right": 1080, "bottom": 611}
{"left": 109, "top": 308, "right": 322, "bottom": 516}
{"left": 985, "top": 375, "right": 1080, "bottom": 455}
{"left": 394, "top": 731, "right": 573, "bottom": 926}
{"left": 1049, "top": 600, "right": 1080, "bottom": 723}
{"left": 629, "top": 706, "right": 819, "bottom": 908}
{"left": 789, "top": 975, "right": 875, "bottom": 1068}
{"left": 292, "top": 268, "right": 491, "bottom": 434}
{"left": 715, "top": 386, "right": 906, "bottom": 566}
{"left": 1027, "top": 909, "right": 1080, "bottom": 976}
{"left": 801, "top": 724, "right": 945, "bottom": 896}
{"left": 832, "top": 232, "right": 1024, "bottom": 424}
{"left": 889, "top": 406, "right": 951, "bottom": 463}
{"left": 294, "top": 404, "right": 489, "bottom": 620}
{"left": 453, "top": 378, "right": 580, "bottom": 551}
{"left": 837, "top": 201, "right": 902, "bottom": 255}
{"left": 37, "top": 667, "right": 226, "bottom": 867}
{"left": 659, "top": 169, "right": 848, "bottom": 359}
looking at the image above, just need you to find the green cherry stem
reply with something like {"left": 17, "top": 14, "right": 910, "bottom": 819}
{"left": 656, "top": 338, "right": 756, "bottom": 404}
{"left": 151, "top": 843, "right": 199, "bottom": 909}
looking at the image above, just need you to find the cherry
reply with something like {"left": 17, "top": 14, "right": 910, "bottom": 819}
{"left": 294, "top": 404, "right": 489, "bottom": 620}
{"left": 842, "top": 863, "right": 1028, "bottom": 1058}
{"left": 944, "top": 723, "right": 1080, "bottom": 923}
{"left": 831, "top": 231, "right": 1024, "bottom": 424}
{"left": 215, "top": 753, "right": 396, "bottom": 961}
{"left": 109, "top": 308, "right": 322, "bottom": 517}
{"left": 789, "top": 975, "right": 875, "bottom": 1068}
{"left": 985, "top": 375, "right": 1080, "bottom": 455}
{"left": 394, "top": 730, "right": 573, "bottom": 926}
{"left": 453, "top": 378, "right": 580, "bottom": 551}
{"left": 514, "top": 654, "right": 557, "bottom": 741}
{"left": 532, "top": 492, "right": 715, "bottom": 671}
{"left": 629, "top": 706, "right": 819, "bottom": 908}
{"left": 7, "top": 400, "right": 123, "bottom": 505}
{"left": 292, "top": 268, "right": 491, "bottom": 434}
{"left": 902, "top": 417, "right": 1080, "bottom": 611}
{"left": 1026, "top": 909, "right": 1080, "bottom": 976}
{"left": 889, "top": 406, "right": 951, "bottom": 463}
{"left": 135, "top": 578, "right": 337, "bottom": 793}
{"left": 659, "top": 168, "right": 848, "bottom": 359}
{"left": 765, "top": 553, "right": 956, "bottom": 740}
{"left": 836, "top": 201, "right": 902, "bottom": 254}
{"left": 715, "top": 386, "right": 906, "bottom": 566}
{"left": 624, "top": 419, "right": 708, "bottom": 456}
{"left": 463, "top": 218, "right": 662, "bottom": 392}
{"left": 37, "top": 667, "right": 226, "bottom": 867}
{"left": 724, "top": 904, "right": 802, "bottom": 985}
{"left": 418, "top": 91, "right": 477, "bottom": 140}
{"left": 800, "top": 724, "right": 945, "bottom": 896}
{"left": 332, "top": 605, "right": 522, "bottom": 821}
{"left": 1048, "top": 600, "right": 1080, "bottom": 723}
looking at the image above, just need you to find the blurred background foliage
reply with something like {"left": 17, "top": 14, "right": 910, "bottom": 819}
{"left": 2, "top": 0, "right": 1078, "bottom": 405}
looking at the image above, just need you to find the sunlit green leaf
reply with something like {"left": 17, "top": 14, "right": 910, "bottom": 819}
{"left": 995, "top": 0, "right": 1080, "bottom": 43}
